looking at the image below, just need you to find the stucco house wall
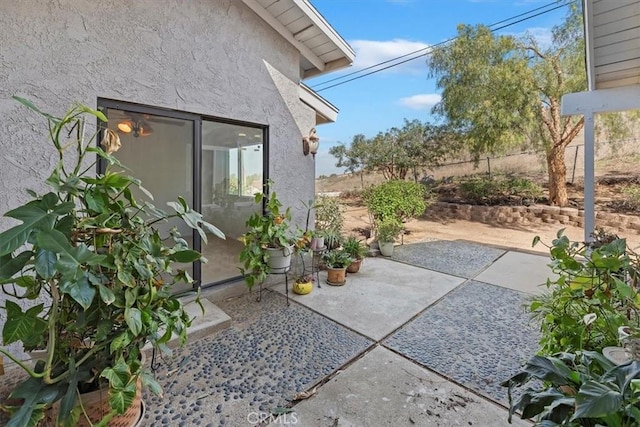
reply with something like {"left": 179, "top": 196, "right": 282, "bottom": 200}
{"left": 0, "top": 0, "right": 318, "bottom": 356}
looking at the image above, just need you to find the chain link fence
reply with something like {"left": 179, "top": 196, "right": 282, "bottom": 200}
{"left": 425, "top": 137, "right": 640, "bottom": 183}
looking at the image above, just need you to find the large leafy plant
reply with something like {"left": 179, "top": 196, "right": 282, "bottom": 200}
{"left": 0, "top": 97, "right": 223, "bottom": 426}
{"left": 530, "top": 230, "right": 640, "bottom": 355}
{"left": 239, "top": 188, "right": 296, "bottom": 290}
{"left": 502, "top": 351, "right": 640, "bottom": 426}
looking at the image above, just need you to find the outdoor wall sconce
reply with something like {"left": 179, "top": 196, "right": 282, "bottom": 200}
{"left": 303, "top": 128, "right": 320, "bottom": 158}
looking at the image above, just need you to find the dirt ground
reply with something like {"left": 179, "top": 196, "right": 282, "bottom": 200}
{"left": 341, "top": 204, "right": 640, "bottom": 255}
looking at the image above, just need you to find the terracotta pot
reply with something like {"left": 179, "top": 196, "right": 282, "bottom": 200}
{"left": 326, "top": 267, "right": 347, "bottom": 285}
{"left": 346, "top": 258, "right": 362, "bottom": 273}
{"left": 76, "top": 378, "right": 144, "bottom": 427}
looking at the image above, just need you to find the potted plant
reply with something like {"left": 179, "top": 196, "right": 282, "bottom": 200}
{"left": 376, "top": 217, "right": 403, "bottom": 257}
{"left": 0, "top": 97, "right": 223, "bottom": 427}
{"left": 292, "top": 274, "right": 314, "bottom": 295}
{"left": 343, "top": 236, "right": 367, "bottom": 273}
{"left": 322, "top": 249, "right": 353, "bottom": 286}
{"left": 239, "top": 187, "right": 297, "bottom": 289}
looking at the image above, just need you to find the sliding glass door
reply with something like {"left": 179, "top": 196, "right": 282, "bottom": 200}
{"left": 99, "top": 99, "right": 265, "bottom": 289}
{"left": 102, "top": 105, "right": 196, "bottom": 292}
{"left": 200, "top": 121, "right": 263, "bottom": 284}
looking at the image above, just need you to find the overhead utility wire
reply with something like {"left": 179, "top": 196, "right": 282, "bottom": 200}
{"left": 312, "top": 0, "right": 567, "bottom": 88}
{"left": 312, "top": 0, "right": 575, "bottom": 92}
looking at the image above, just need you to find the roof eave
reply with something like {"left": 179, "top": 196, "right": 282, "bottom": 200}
{"left": 299, "top": 83, "right": 339, "bottom": 124}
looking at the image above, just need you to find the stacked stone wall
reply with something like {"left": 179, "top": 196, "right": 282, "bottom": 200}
{"left": 424, "top": 202, "right": 640, "bottom": 235}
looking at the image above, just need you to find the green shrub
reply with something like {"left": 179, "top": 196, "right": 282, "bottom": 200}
{"left": 315, "top": 195, "right": 344, "bottom": 234}
{"left": 459, "top": 178, "right": 502, "bottom": 204}
{"left": 622, "top": 185, "right": 640, "bottom": 211}
{"left": 363, "top": 180, "right": 428, "bottom": 222}
{"left": 530, "top": 229, "right": 640, "bottom": 355}
{"left": 459, "top": 176, "right": 542, "bottom": 205}
{"left": 376, "top": 217, "right": 403, "bottom": 242}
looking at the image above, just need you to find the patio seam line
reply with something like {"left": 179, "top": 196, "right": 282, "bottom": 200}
{"left": 467, "top": 249, "right": 510, "bottom": 281}
{"left": 386, "top": 255, "right": 470, "bottom": 279}
{"left": 471, "top": 277, "right": 546, "bottom": 296}
{"left": 265, "top": 271, "right": 469, "bottom": 343}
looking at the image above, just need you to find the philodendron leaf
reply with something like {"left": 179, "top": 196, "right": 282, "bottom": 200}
{"left": 0, "top": 251, "right": 33, "bottom": 279}
{"left": 2, "top": 301, "right": 46, "bottom": 345}
{"left": 34, "top": 248, "right": 56, "bottom": 279}
{"left": 109, "top": 380, "right": 137, "bottom": 415}
{"left": 141, "top": 370, "right": 163, "bottom": 398}
{"left": 169, "top": 250, "right": 202, "bottom": 263}
{"left": 98, "top": 283, "right": 116, "bottom": 305}
{"left": 572, "top": 380, "right": 622, "bottom": 420}
{"left": 0, "top": 204, "right": 54, "bottom": 256}
{"left": 101, "top": 358, "right": 130, "bottom": 389}
{"left": 125, "top": 307, "right": 142, "bottom": 336}
{"left": 7, "top": 374, "right": 62, "bottom": 427}
{"left": 59, "top": 275, "right": 96, "bottom": 310}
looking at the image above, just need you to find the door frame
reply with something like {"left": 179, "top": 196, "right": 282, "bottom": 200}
{"left": 96, "top": 98, "right": 268, "bottom": 289}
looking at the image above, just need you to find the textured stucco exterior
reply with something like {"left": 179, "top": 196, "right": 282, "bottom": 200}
{"left": 0, "top": 0, "right": 317, "bottom": 356}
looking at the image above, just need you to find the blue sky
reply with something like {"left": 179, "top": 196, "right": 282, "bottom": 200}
{"left": 307, "top": 0, "right": 571, "bottom": 176}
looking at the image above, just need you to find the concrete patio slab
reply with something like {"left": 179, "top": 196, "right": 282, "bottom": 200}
{"left": 474, "top": 250, "right": 555, "bottom": 295}
{"left": 292, "top": 346, "right": 529, "bottom": 426}
{"left": 385, "top": 280, "right": 540, "bottom": 404}
{"left": 392, "top": 240, "right": 505, "bottom": 278}
{"left": 274, "top": 257, "right": 465, "bottom": 341}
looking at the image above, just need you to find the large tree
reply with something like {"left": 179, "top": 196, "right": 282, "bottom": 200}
{"left": 427, "top": 7, "right": 586, "bottom": 206}
{"left": 329, "top": 119, "right": 459, "bottom": 183}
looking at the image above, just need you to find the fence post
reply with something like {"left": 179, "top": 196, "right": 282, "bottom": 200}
{"left": 571, "top": 145, "right": 579, "bottom": 184}
{"left": 486, "top": 157, "right": 491, "bottom": 178}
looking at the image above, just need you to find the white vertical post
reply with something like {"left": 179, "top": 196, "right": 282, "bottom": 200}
{"left": 583, "top": 112, "right": 595, "bottom": 242}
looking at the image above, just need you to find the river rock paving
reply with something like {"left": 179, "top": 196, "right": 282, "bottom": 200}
{"left": 392, "top": 240, "right": 505, "bottom": 278}
{"left": 143, "top": 290, "right": 372, "bottom": 426}
{"left": 384, "top": 280, "right": 540, "bottom": 404}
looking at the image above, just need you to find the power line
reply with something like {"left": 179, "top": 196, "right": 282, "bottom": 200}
{"left": 312, "top": 0, "right": 575, "bottom": 92}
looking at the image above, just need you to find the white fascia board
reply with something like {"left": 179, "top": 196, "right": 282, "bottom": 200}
{"left": 241, "top": 0, "right": 325, "bottom": 72}
{"left": 299, "top": 83, "right": 339, "bottom": 124}
{"left": 293, "top": 0, "right": 355, "bottom": 62}
{"left": 561, "top": 85, "right": 640, "bottom": 116}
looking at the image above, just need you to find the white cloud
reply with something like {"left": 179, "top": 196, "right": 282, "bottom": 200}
{"left": 505, "top": 27, "right": 553, "bottom": 49}
{"left": 398, "top": 93, "right": 441, "bottom": 110}
{"left": 349, "top": 39, "right": 430, "bottom": 75}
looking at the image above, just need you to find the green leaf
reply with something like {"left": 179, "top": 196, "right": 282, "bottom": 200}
{"left": 0, "top": 251, "right": 33, "bottom": 279}
{"left": 59, "top": 275, "right": 96, "bottom": 310}
{"left": 524, "top": 355, "right": 573, "bottom": 385}
{"left": 98, "top": 284, "right": 116, "bottom": 305}
{"left": 7, "top": 374, "right": 61, "bottom": 427}
{"left": 110, "top": 331, "right": 132, "bottom": 353}
{"left": 141, "top": 370, "right": 163, "bottom": 397}
{"left": 572, "top": 380, "right": 622, "bottom": 420}
{"left": 100, "top": 359, "right": 130, "bottom": 389}
{"left": 2, "top": 301, "right": 46, "bottom": 345}
{"left": 169, "top": 250, "right": 202, "bottom": 263}
{"left": 108, "top": 381, "right": 137, "bottom": 415}
{"left": 34, "top": 249, "right": 56, "bottom": 279}
{"left": 124, "top": 307, "right": 142, "bottom": 335}
{"left": 0, "top": 204, "right": 54, "bottom": 256}
{"left": 13, "top": 96, "right": 61, "bottom": 124}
